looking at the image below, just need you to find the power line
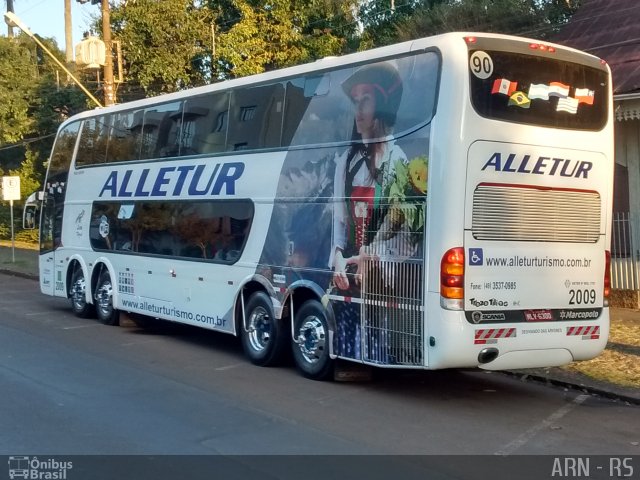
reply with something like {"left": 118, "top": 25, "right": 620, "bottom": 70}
{"left": 0, "top": 133, "right": 56, "bottom": 153}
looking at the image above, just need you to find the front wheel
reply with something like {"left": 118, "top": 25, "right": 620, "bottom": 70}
{"left": 69, "top": 266, "right": 95, "bottom": 318}
{"left": 94, "top": 269, "right": 119, "bottom": 326}
{"left": 241, "top": 291, "right": 287, "bottom": 366}
{"left": 292, "top": 299, "right": 333, "bottom": 380}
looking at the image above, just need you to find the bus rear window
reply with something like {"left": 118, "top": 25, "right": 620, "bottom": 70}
{"left": 469, "top": 50, "right": 608, "bottom": 130}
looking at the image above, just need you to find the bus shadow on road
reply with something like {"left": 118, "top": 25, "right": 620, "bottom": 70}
{"left": 121, "top": 313, "right": 245, "bottom": 358}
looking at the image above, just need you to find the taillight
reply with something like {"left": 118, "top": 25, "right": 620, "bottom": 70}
{"left": 604, "top": 250, "right": 611, "bottom": 306}
{"left": 441, "top": 247, "right": 464, "bottom": 310}
{"left": 529, "top": 42, "right": 556, "bottom": 53}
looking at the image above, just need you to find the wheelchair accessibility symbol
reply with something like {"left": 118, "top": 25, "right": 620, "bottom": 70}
{"left": 469, "top": 248, "right": 483, "bottom": 266}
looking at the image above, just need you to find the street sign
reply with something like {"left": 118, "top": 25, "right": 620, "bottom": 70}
{"left": 1, "top": 176, "right": 20, "bottom": 263}
{"left": 2, "top": 176, "right": 21, "bottom": 201}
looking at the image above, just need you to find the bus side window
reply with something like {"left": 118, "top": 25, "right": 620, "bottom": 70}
{"left": 76, "top": 116, "right": 110, "bottom": 166}
{"left": 228, "top": 83, "right": 285, "bottom": 151}
{"left": 106, "top": 110, "right": 139, "bottom": 163}
{"left": 151, "top": 101, "right": 184, "bottom": 159}
{"left": 391, "top": 52, "right": 440, "bottom": 136}
{"left": 186, "top": 92, "right": 230, "bottom": 155}
{"left": 137, "top": 110, "right": 164, "bottom": 160}
{"left": 282, "top": 70, "right": 353, "bottom": 147}
{"left": 51, "top": 122, "right": 80, "bottom": 172}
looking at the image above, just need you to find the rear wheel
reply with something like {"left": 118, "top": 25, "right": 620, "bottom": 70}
{"left": 292, "top": 299, "right": 333, "bottom": 380}
{"left": 94, "top": 269, "right": 119, "bottom": 326}
{"left": 69, "top": 266, "right": 95, "bottom": 318}
{"left": 241, "top": 291, "right": 287, "bottom": 366}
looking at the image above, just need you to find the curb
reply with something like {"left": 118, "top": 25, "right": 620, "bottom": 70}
{"left": 0, "top": 268, "right": 38, "bottom": 281}
{"left": 504, "top": 370, "right": 640, "bottom": 406}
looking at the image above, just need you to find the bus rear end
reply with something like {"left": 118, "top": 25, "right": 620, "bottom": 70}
{"left": 435, "top": 35, "right": 612, "bottom": 370}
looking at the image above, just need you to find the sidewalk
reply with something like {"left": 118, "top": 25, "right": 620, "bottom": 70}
{"left": 510, "top": 306, "right": 640, "bottom": 404}
{"left": 1, "top": 243, "right": 638, "bottom": 403}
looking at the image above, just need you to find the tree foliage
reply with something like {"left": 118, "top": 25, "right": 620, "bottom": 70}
{"left": 392, "top": 0, "right": 581, "bottom": 42}
{"left": 0, "top": 36, "right": 37, "bottom": 146}
{"left": 0, "top": 35, "right": 88, "bottom": 175}
{"left": 216, "top": 0, "right": 318, "bottom": 77}
{"left": 0, "top": 34, "right": 87, "bottom": 239}
{"left": 213, "top": 0, "right": 358, "bottom": 77}
{"left": 109, "top": 0, "right": 214, "bottom": 98}
{"left": 107, "top": 0, "right": 358, "bottom": 92}
{"left": 358, "top": 0, "right": 425, "bottom": 50}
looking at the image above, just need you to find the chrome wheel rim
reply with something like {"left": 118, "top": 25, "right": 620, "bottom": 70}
{"left": 96, "top": 278, "right": 113, "bottom": 318}
{"left": 297, "top": 316, "right": 326, "bottom": 364}
{"left": 71, "top": 274, "right": 87, "bottom": 311}
{"left": 248, "top": 306, "right": 271, "bottom": 353}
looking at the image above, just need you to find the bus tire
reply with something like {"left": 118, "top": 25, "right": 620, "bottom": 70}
{"left": 241, "top": 291, "right": 287, "bottom": 367}
{"left": 291, "top": 299, "right": 333, "bottom": 380}
{"left": 94, "top": 269, "right": 119, "bottom": 326}
{"left": 69, "top": 265, "right": 95, "bottom": 318}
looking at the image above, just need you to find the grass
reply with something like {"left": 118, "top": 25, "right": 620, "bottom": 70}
{"left": 0, "top": 241, "right": 638, "bottom": 390}
{"left": 563, "top": 312, "right": 640, "bottom": 389}
{"left": 0, "top": 241, "right": 39, "bottom": 277}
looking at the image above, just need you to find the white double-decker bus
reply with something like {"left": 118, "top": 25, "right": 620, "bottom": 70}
{"left": 24, "top": 32, "right": 613, "bottom": 380}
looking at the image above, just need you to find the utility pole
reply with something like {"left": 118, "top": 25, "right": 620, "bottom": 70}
{"left": 4, "top": 11, "right": 103, "bottom": 107}
{"left": 64, "top": 0, "right": 73, "bottom": 64}
{"left": 101, "top": 0, "right": 115, "bottom": 106}
{"left": 6, "top": 0, "right": 14, "bottom": 37}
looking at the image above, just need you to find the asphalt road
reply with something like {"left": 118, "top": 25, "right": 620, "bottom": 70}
{"left": 0, "top": 274, "right": 638, "bottom": 464}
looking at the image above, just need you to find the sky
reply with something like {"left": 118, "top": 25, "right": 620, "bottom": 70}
{"left": 6, "top": 0, "right": 99, "bottom": 52}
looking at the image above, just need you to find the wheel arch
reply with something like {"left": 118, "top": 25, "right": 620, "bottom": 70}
{"left": 90, "top": 258, "right": 118, "bottom": 304}
{"left": 66, "top": 255, "right": 91, "bottom": 301}
{"left": 232, "top": 276, "right": 336, "bottom": 359}
{"left": 233, "top": 274, "right": 280, "bottom": 337}
{"left": 285, "top": 280, "right": 337, "bottom": 359}
{"left": 287, "top": 281, "right": 336, "bottom": 330}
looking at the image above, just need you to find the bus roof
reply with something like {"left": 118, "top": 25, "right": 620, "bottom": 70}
{"left": 60, "top": 31, "right": 606, "bottom": 128}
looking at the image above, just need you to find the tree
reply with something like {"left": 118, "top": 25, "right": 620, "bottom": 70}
{"left": 295, "top": 0, "right": 360, "bottom": 59}
{"left": 393, "top": 0, "right": 581, "bottom": 42}
{"left": 213, "top": 0, "right": 358, "bottom": 78}
{"left": 358, "top": 0, "right": 425, "bottom": 50}
{"left": 107, "top": 0, "right": 358, "bottom": 90}
{"left": 0, "top": 34, "right": 88, "bottom": 241}
{"left": 0, "top": 36, "right": 36, "bottom": 148}
{"left": 214, "top": 0, "right": 305, "bottom": 77}
{"left": 109, "top": 0, "right": 215, "bottom": 98}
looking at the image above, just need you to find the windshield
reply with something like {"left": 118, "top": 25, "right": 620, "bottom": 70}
{"left": 469, "top": 49, "right": 608, "bottom": 131}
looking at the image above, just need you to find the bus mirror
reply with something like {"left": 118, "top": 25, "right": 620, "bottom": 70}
{"left": 23, "top": 204, "right": 38, "bottom": 230}
{"left": 25, "top": 191, "right": 45, "bottom": 203}
{"left": 23, "top": 190, "right": 43, "bottom": 229}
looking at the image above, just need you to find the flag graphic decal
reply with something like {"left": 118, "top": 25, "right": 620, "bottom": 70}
{"left": 492, "top": 78, "right": 517, "bottom": 96}
{"left": 508, "top": 91, "right": 531, "bottom": 109}
{"left": 556, "top": 97, "right": 579, "bottom": 114}
{"left": 528, "top": 83, "right": 549, "bottom": 101}
{"left": 575, "top": 88, "right": 595, "bottom": 105}
{"left": 548, "top": 82, "right": 570, "bottom": 98}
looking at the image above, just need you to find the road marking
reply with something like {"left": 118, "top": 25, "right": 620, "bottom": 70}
{"left": 25, "top": 311, "right": 56, "bottom": 317}
{"left": 120, "top": 339, "right": 163, "bottom": 347}
{"left": 494, "top": 394, "right": 589, "bottom": 455}
{"left": 61, "top": 324, "right": 101, "bottom": 330}
{"left": 215, "top": 363, "right": 243, "bottom": 371}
